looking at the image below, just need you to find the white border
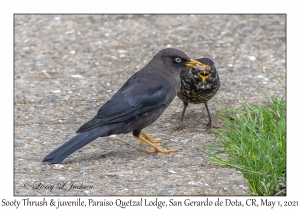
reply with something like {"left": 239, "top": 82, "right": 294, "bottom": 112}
{"left": 2, "top": 0, "right": 299, "bottom": 209}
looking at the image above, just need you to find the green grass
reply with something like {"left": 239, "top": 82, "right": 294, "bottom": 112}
{"left": 207, "top": 93, "right": 286, "bottom": 195}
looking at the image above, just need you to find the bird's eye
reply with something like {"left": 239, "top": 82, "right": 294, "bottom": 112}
{"left": 175, "top": 57, "right": 182, "bottom": 63}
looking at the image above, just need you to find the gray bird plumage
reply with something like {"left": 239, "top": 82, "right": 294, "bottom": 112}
{"left": 43, "top": 48, "right": 201, "bottom": 164}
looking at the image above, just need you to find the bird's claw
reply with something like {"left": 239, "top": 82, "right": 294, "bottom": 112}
{"left": 205, "top": 122, "right": 219, "bottom": 132}
{"left": 146, "top": 148, "right": 179, "bottom": 154}
{"left": 146, "top": 137, "right": 162, "bottom": 143}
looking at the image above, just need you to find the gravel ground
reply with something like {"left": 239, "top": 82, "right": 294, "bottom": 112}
{"left": 14, "top": 14, "right": 285, "bottom": 196}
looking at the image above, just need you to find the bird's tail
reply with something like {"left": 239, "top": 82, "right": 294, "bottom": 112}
{"left": 43, "top": 129, "right": 102, "bottom": 164}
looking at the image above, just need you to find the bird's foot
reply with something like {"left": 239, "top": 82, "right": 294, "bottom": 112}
{"left": 134, "top": 132, "right": 178, "bottom": 154}
{"left": 146, "top": 148, "right": 179, "bottom": 154}
{"left": 140, "top": 131, "right": 162, "bottom": 143}
{"left": 174, "top": 123, "right": 186, "bottom": 131}
{"left": 205, "top": 122, "right": 219, "bottom": 132}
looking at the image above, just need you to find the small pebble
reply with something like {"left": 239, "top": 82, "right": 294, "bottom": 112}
{"left": 158, "top": 190, "right": 172, "bottom": 196}
{"left": 168, "top": 169, "right": 176, "bottom": 174}
{"left": 45, "top": 94, "right": 58, "bottom": 100}
{"left": 71, "top": 75, "right": 84, "bottom": 78}
{"left": 118, "top": 49, "right": 127, "bottom": 53}
{"left": 15, "top": 142, "right": 25, "bottom": 147}
{"left": 52, "top": 90, "right": 61, "bottom": 94}
{"left": 188, "top": 181, "right": 201, "bottom": 186}
{"left": 65, "top": 30, "right": 74, "bottom": 35}
{"left": 247, "top": 56, "right": 256, "bottom": 61}
{"left": 53, "top": 164, "right": 64, "bottom": 170}
{"left": 239, "top": 185, "right": 247, "bottom": 190}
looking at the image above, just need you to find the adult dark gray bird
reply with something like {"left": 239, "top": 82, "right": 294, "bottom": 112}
{"left": 43, "top": 48, "right": 206, "bottom": 164}
{"left": 175, "top": 57, "right": 220, "bottom": 131}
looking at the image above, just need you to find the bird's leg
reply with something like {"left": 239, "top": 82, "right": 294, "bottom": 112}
{"left": 205, "top": 102, "right": 212, "bottom": 130}
{"left": 133, "top": 131, "right": 178, "bottom": 154}
{"left": 174, "top": 102, "right": 188, "bottom": 131}
{"left": 204, "top": 102, "right": 219, "bottom": 131}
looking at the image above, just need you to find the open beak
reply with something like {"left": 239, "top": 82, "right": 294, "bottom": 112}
{"left": 198, "top": 69, "right": 210, "bottom": 82}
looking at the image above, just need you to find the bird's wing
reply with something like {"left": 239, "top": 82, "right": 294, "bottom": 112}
{"left": 76, "top": 74, "right": 172, "bottom": 133}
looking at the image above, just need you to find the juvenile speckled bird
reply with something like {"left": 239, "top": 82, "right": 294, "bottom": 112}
{"left": 175, "top": 57, "right": 220, "bottom": 131}
{"left": 43, "top": 48, "right": 207, "bottom": 164}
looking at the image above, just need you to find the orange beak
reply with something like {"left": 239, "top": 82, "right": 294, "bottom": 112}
{"left": 185, "top": 59, "right": 212, "bottom": 71}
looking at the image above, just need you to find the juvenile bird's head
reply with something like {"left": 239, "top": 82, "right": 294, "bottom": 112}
{"left": 190, "top": 58, "right": 217, "bottom": 84}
